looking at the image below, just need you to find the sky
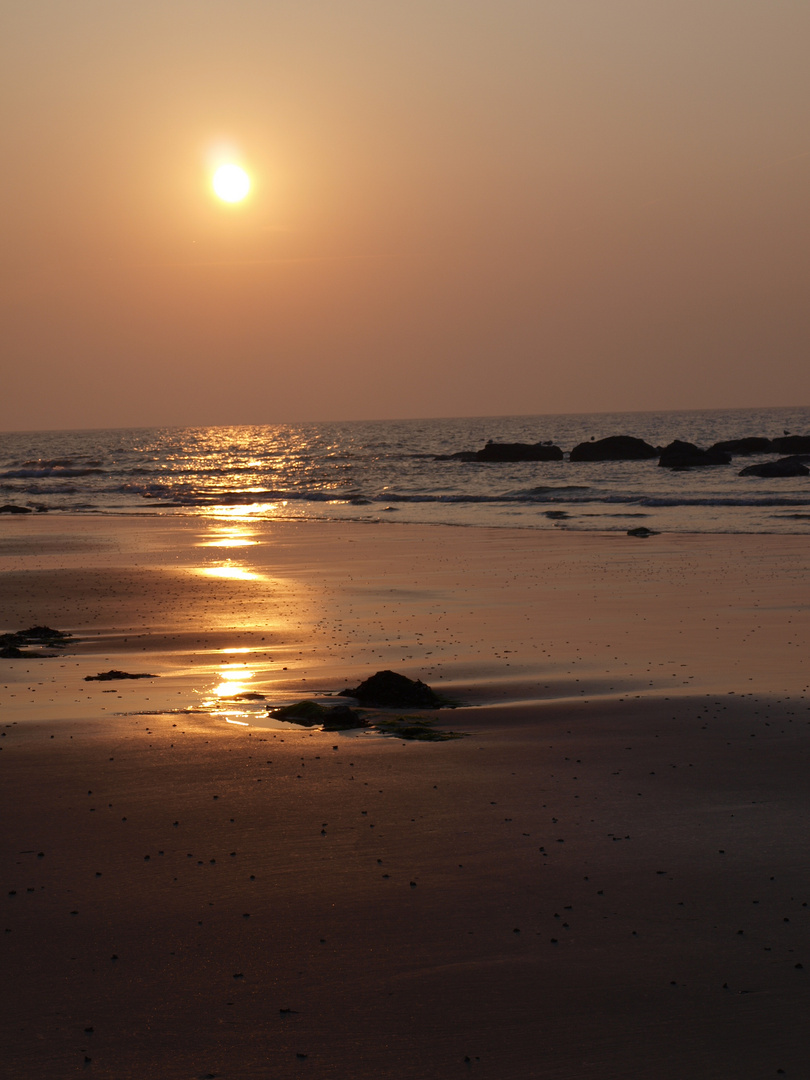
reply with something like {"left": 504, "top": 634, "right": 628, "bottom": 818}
{"left": 2, "top": 1, "right": 809, "bottom": 431}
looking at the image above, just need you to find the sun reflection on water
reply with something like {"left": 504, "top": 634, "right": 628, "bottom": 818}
{"left": 198, "top": 525, "right": 259, "bottom": 548}
{"left": 204, "top": 537, "right": 257, "bottom": 548}
{"left": 198, "top": 657, "right": 269, "bottom": 727}
{"left": 213, "top": 663, "right": 255, "bottom": 698}
{"left": 195, "top": 522, "right": 265, "bottom": 581}
{"left": 186, "top": 512, "right": 303, "bottom": 727}
{"left": 201, "top": 503, "right": 287, "bottom": 520}
{"left": 202, "top": 564, "right": 260, "bottom": 581}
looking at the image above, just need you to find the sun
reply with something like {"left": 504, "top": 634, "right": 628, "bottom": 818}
{"left": 212, "top": 164, "right": 251, "bottom": 203}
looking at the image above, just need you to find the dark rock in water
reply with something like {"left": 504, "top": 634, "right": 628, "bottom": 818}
{"left": 771, "top": 435, "right": 810, "bottom": 454}
{"left": 658, "top": 438, "right": 699, "bottom": 462}
{"left": 627, "top": 527, "right": 659, "bottom": 537}
{"left": 544, "top": 510, "right": 569, "bottom": 519}
{"left": 570, "top": 436, "right": 658, "bottom": 462}
{"left": 84, "top": 670, "right": 156, "bottom": 681}
{"left": 0, "top": 504, "right": 33, "bottom": 514}
{"left": 442, "top": 441, "right": 563, "bottom": 462}
{"left": 739, "top": 458, "right": 810, "bottom": 478}
{"left": 659, "top": 440, "right": 731, "bottom": 469}
{"left": 710, "top": 437, "right": 774, "bottom": 455}
{"left": 268, "top": 701, "right": 366, "bottom": 730}
{"left": 0, "top": 645, "right": 25, "bottom": 658}
{"left": 474, "top": 441, "right": 563, "bottom": 462}
{"left": 339, "top": 670, "right": 445, "bottom": 708}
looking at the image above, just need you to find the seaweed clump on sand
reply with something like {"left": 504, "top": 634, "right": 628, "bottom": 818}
{"left": 268, "top": 700, "right": 466, "bottom": 741}
{"left": 0, "top": 626, "right": 71, "bottom": 658}
{"left": 373, "top": 717, "right": 466, "bottom": 741}
{"left": 338, "top": 670, "right": 451, "bottom": 708}
{"left": 268, "top": 701, "right": 367, "bottom": 731}
{"left": 85, "top": 670, "right": 156, "bottom": 682}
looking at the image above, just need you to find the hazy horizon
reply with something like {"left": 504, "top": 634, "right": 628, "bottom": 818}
{"left": 3, "top": 2, "right": 809, "bottom": 431}
{"left": 2, "top": 401, "right": 808, "bottom": 439}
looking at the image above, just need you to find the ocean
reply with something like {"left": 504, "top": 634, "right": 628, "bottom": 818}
{"left": 2, "top": 406, "right": 809, "bottom": 533}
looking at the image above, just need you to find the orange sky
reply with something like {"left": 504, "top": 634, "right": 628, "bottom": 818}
{"left": 2, "top": 1, "right": 809, "bottom": 430}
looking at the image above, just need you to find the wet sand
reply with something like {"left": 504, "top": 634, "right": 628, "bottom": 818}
{"left": 2, "top": 516, "right": 809, "bottom": 1078}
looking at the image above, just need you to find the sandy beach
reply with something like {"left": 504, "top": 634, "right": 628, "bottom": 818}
{"left": 2, "top": 515, "right": 809, "bottom": 1078}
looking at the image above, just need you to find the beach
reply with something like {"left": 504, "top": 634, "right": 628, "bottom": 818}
{"left": 2, "top": 515, "right": 809, "bottom": 1078}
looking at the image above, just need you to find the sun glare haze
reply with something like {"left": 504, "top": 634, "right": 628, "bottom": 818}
{"left": 2, "top": 2, "right": 810, "bottom": 430}
{"left": 212, "top": 163, "right": 251, "bottom": 203}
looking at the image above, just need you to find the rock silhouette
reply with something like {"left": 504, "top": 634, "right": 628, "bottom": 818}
{"left": 739, "top": 458, "right": 810, "bottom": 478}
{"left": 710, "top": 437, "right": 774, "bottom": 455}
{"left": 658, "top": 441, "right": 731, "bottom": 469}
{"left": 339, "top": 670, "right": 445, "bottom": 708}
{"left": 771, "top": 435, "right": 810, "bottom": 454}
{"left": 443, "top": 440, "right": 563, "bottom": 462}
{"left": 570, "top": 436, "right": 658, "bottom": 462}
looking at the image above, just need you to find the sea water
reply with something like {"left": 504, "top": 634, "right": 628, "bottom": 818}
{"left": 1, "top": 407, "right": 809, "bottom": 533}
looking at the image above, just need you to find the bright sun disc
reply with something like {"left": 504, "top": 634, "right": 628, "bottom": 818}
{"left": 213, "top": 164, "right": 250, "bottom": 203}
